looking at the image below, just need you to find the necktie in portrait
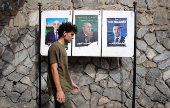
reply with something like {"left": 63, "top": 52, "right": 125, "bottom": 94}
{"left": 55, "top": 32, "right": 58, "bottom": 41}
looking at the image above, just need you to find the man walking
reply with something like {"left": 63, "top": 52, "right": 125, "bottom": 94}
{"left": 47, "top": 22, "right": 79, "bottom": 108}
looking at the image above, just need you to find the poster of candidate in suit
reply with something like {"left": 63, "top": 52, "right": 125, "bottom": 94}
{"left": 102, "top": 11, "right": 134, "bottom": 57}
{"left": 41, "top": 10, "right": 72, "bottom": 56}
{"left": 107, "top": 18, "right": 127, "bottom": 47}
{"left": 72, "top": 10, "right": 101, "bottom": 56}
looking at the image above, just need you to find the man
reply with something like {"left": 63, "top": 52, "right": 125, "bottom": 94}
{"left": 47, "top": 22, "right": 79, "bottom": 108}
{"left": 45, "top": 20, "right": 60, "bottom": 45}
{"left": 112, "top": 24, "right": 125, "bottom": 43}
{"left": 75, "top": 22, "right": 93, "bottom": 46}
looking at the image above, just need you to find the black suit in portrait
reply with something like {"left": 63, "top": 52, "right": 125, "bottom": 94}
{"left": 107, "top": 36, "right": 125, "bottom": 46}
{"left": 45, "top": 30, "right": 58, "bottom": 45}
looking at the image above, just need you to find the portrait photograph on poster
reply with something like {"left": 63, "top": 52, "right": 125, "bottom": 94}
{"left": 102, "top": 11, "right": 134, "bottom": 57}
{"left": 40, "top": 10, "right": 72, "bottom": 56}
{"left": 107, "top": 18, "right": 127, "bottom": 47}
{"left": 72, "top": 10, "right": 101, "bottom": 56}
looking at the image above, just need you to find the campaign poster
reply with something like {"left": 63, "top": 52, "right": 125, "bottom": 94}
{"left": 45, "top": 18, "right": 68, "bottom": 50}
{"left": 107, "top": 18, "right": 127, "bottom": 47}
{"left": 75, "top": 15, "right": 98, "bottom": 47}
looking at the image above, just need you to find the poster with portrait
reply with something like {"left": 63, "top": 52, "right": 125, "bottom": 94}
{"left": 41, "top": 10, "right": 72, "bottom": 56}
{"left": 72, "top": 10, "right": 101, "bottom": 56}
{"left": 102, "top": 11, "right": 134, "bottom": 57}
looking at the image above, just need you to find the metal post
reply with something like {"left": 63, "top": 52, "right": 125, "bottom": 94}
{"left": 38, "top": 2, "right": 42, "bottom": 108}
{"left": 132, "top": 2, "right": 137, "bottom": 108}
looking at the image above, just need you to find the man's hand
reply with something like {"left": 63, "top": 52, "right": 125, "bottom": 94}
{"left": 56, "top": 91, "right": 65, "bottom": 103}
{"left": 72, "top": 83, "right": 80, "bottom": 93}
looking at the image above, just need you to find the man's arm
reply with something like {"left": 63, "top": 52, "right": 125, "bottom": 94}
{"left": 51, "top": 63, "right": 65, "bottom": 103}
{"left": 69, "top": 74, "right": 80, "bottom": 92}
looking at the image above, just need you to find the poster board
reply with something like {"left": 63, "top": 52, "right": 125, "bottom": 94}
{"left": 72, "top": 10, "right": 102, "bottom": 56}
{"left": 102, "top": 11, "right": 134, "bottom": 57}
{"left": 40, "top": 10, "right": 72, "bottom": 56}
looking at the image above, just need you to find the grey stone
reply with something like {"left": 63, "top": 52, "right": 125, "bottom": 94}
{"left": 26, "top": 0, "right": 38, "bottom": 10}
{"left": 11, "top": 34, "right": 20, "bottom": 42}
{"left": 0, "top": 59, "right": 4, "bottom": 69}
{"left": 143, "top": 60, "right": 157, "bottom": 67}
{"left": 78, "top": 57, "right": 91, "bottom": 64}
{"left": 105, "top": 101, "right": 122, "bottom": 108}
{"left": 31, "top": 87, "right": 38, "bottom": 99}
{"left": 158, "top": 58, "right": 170, "bottom": 70}
{"left": 34, "top": 77, "right": 47, "bottom": 90}
{"left": 29, "top": 64, "right": 39, "bottom": 82}
{"left": 120, "top": 0, "right": 133, "bottom": 7}
{"left": 137, "top": 0, "right": 147, "bottom": 8}
{"left": 37, "top": 94, "right": 49, "bottom": 106}
{"left": 13, "top": 12, "right": 26, "bottom": 27}
{"left": 167, "top": 0, "right": 170, "bottom": 9}
{"left": 42, "top": 73, "right": 47, "bottom": 82}
{"left": 6, "top": 92, "right": 20, "bottom": 103}
{"left": 14, "top": 82, "right": 28, "bottom": 93}
{"left": 5, "top": 27, "right": 10, "bottom": 36}
{"left": 139, "top": 14, "right": 153, "bottom": 25}
{"left": 84, "top": 64, "right": 96, "bottom": 78}
{"left": 144, "top": 86, "right": 156, "bottom": 97}
{"left": 2, "top": 64, "right": 15, "bottom": 76}
{"left": 103, "top": 88, "right": 127, "bottom": 102}
{"left": 3, "top": 81, "right": 13, "bottom": 92}
{"left": 100, "top": 80, "right": 107, "bottom": 88}
{"left": 136, "top": 65, "right": 146, "bottom": 77}
{"left": 121, "top": 57, "right": 132, "bottom": 71}
{"left": 70, "top": 64, "right": 83, "bottom": 76}
{"left": 24, "top": 57, "right": 33, "bottom": 68}
{"left": 13, "top": 50, "right": 28, "bottom": 66}
{"left": 146, "top": 69, "right": 162, "bottom": 85}
{"left": 0, "top": 90, "right": 5, "bottom": 96}
{"left": 136, "top": 75, "right": 145, "bottom": 89}
{"left": 101, "top": 59, "right": 109, "bottom": 69}
{"left": 126, "top": 86, "right": 141, "bottom": 99}
{"left": 125, "top": 99, "right": 141, "bottom": 108}
{"left": 145, "top": 47, "right": 157, "bottom": 60}
{"left": 0, "top": 97, "right": 12, "bottom": 108}
{"left": 153, "top": 102, "right": 164, "bottom": 108}
{"left": 27, "top": 26, "right": 35, "bottom": 32}
{"left": 60, "top": 0, "right": 71, "bottom": 9}
{"left": 153, "top": 50, "right": 170, "bottom": 63}
{"left": 119, "top": 79, "right": 131, "bottom": 92}
{"left": 151, "top": 91, "right": 167, "bottom": 104}
{"left": 146, "top": 0, "right": 157, "bottom": 9}
{"left": 72, "top": 94, "right": 85, "bottom": 106}
{"left": 156, "top": 31, "right": 166, "bottom": 42}
{"left": 68, "top": 57, "right": 79, "bottom": 64}
{"left": 20, "top": 76, "right": 32, "bottom": 86}
{"left": 82, "top": 0, "right": 91, "bottom": 6}
{"left": 110, "top": 57, "right": 119, "bottom": 69}
{"left": 72, "top": 0, "right": 83, "bottom": 8}
{"left": 0, "top": 29, "right": 4, "bottom": 36}
{"left": 166, "top": 79, "right": 170, "bottom": 88}
{"left": 2, "top": 48, "right": 14, "bottom": 63}
{"left": 91, "top": 92, "right": 101, "bottom": 108}
{"left": 163, "top": 69, "right": 170, "bottom": 81}
{"left": 154, "top": 8, "right": 167, "bottom": 25}
{"left": 157, "top": 0, "right": 166, "bottom": 7}
{"left": 137, "top": 96, "right": 153, "bottom": 108}
{"left": 151, "top": 42, "right": 165, "bottom": 53}
{"left": 78, "top": 101, "right": 90, "bottom": 108}
{"left": 0, "top": 36, "right": 9, "bottom": 46}
{"left": 27, "top": 100, "right": 38, "bottom": 108}
{"left": 10, "top": 28, "right": 18, "bottom": 37}
{"left": 0, "top": 46, "right": 5, "bottom": 58}
{"left": 108, "top": 77, "right": 117, "bottom": 88}
{"left": 79, "top": 75, "right": 94, "bottom": 87}
{"left": 136, "top": 54, "right": 147, "bottom": 64}
{"left": 16, "top": 65, "right": 30, "bottom": 75}
{"left": 41, "top": 62, "right": 48, "bottom": 72}
{"left": 21, "top": 34, "right": 35, "bottom": 48}
{"left": 29, "top": 11, "right": 39, "bottom": 26}
{"left": 8, "top": 72, "right": 24, "bottom": 82}
{"left": 165, "top": 102, "right": 170, "bottom": 108}
{"left": 71, "top": 75, "right": 80, "bottom": 85}
{"left": 155, "top": 80, "right": 170, "bottom": 97}
{"left": 92, "top": 57, "right": 100, "bottom": 67}
{"left": 28, "top": 43, "right": 38, "bottom": 58}
{"left": 31, "top": 54, "right": 38, "bottom": 62}
{"left": 18, "top": 89, "right": 32, "bottom": 102}
{"left": 155, "top": 26, "right": 169, "bottom": 31}
{"left": 10, "top": 42, "right": 24, "bottom": 53}
{"left": 137, "top": 40, "right": 147, "bottom": 51}
{"left": 80, "top": 86, "right": 91, "bottom": 100}
{"left": 144, "top": 33, "right": 156, "bottom": 45}
{"left": 18, "top": 28, "right": 28, "bottom": 35}
{"left": 109, "top": 68, "right": 128, "bottom": 83}
{"left": 29, "top": 30, "right": 36, "bottom": 38}
{"left": 98, "top": 96, "right": 110, "bottom": 105}
{"left": 90, "top": 84, "right": 104, "bottom": 94}
{"left": 89, "top": 0, "right": 98, "bottom": 10}
{"left": 163, "top": 38, "right": 170, "bottom": 50}
{"left": 0, "top": 76, "right": 5, "bottom": 89}
{"left": 95, "top": 69, "right": 108, "bottom": 82}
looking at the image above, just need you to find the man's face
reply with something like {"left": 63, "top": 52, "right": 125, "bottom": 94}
{"left": 53, "top": 21, "right": 60, "bottom": 31}
{"left": 64, "top": 31, "right": 75, "bottom": 43}
{"left": 83, "top": 23, "right": 91, "bottom": 35}
{"left": 113, "top": 26, "right": 120, "bottom": 37}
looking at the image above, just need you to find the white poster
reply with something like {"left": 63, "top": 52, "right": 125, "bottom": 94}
{"left": 40, "top": 10, "right": 72, "bottom": 56}
{"left": 102, "top": 11, "right": 134, "bottom": 57}
{"left": 72, "top": 10, "right": 101, "bottom": 56}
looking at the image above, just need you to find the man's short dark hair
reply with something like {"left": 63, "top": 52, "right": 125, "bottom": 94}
{"left": 113, "top": 24, "right": 120, "bottom": 27}
{"left": 57, "top": 22, "right": 78, "bottom": 38}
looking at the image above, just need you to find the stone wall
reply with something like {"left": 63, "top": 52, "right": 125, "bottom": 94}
{"left": 0, "top": 0, "right": 170, "bottom": 108}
